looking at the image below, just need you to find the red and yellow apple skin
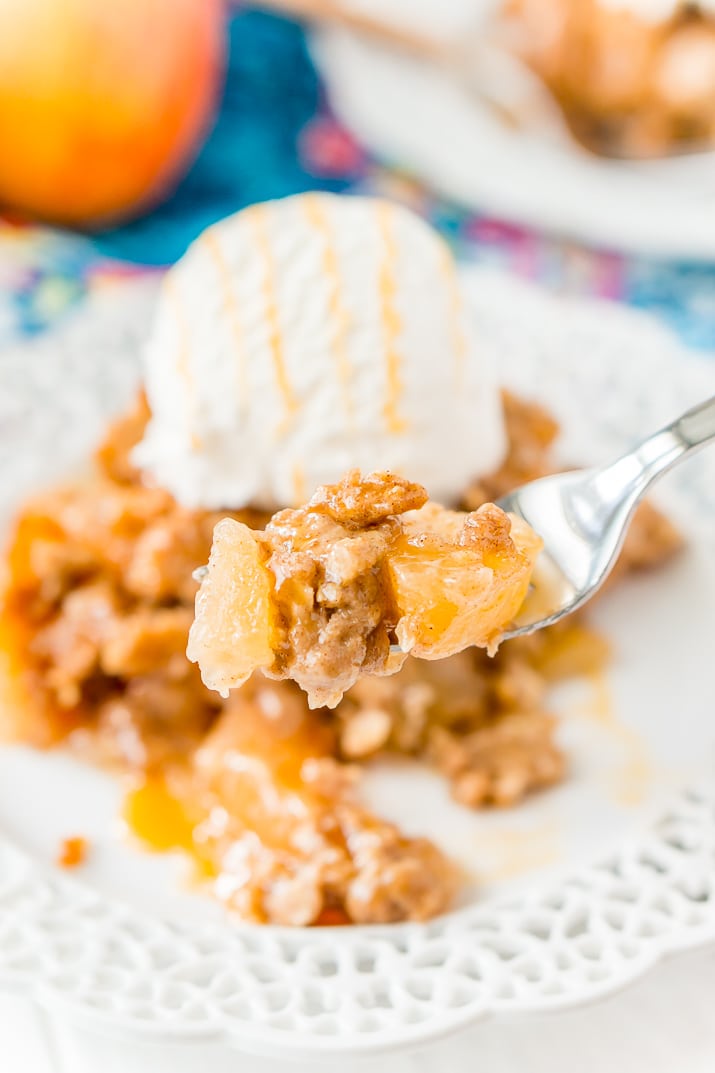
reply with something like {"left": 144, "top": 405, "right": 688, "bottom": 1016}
{"left": 0, "top": 0, "right": 225, "bottom": 227}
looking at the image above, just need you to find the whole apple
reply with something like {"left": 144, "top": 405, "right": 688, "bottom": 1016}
{"left": 0, "top": 0, "right": 226, "bottom": 227}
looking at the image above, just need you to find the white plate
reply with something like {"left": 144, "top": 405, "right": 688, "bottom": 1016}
{"left": 314, "top": 27, "right": 715, "bottom": 260}
{"left": 0, "top": 273, "right": 714, "bottom": 1060}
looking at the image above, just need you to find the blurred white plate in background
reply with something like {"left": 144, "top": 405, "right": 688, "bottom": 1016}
{"left": 315, "top": 24, "right": 715, "bottom": 259}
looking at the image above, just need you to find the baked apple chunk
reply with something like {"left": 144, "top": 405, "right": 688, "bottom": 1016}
{"left": 188, "top": 471, "right": 542, "bottom": 708}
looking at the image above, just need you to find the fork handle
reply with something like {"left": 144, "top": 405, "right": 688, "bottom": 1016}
{"left": 634, "top": 393, "right": 715, "bottom": 482}
{"left": 671, "top": 393, "right": 715, "bottom": 452}
{"left": 595, "top": 394, "right": 715, "bottom": 506}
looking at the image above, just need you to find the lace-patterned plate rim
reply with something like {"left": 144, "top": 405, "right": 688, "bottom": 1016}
{"left": 1, "top": 785, "right": 715, "bottom": 1056}
{"left": 0, "top": 272, "right": 714, "bottom": 1057}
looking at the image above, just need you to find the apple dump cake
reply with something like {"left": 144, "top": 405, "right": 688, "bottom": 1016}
{"left": 502, "top": 0, "right": 715, "bottom": 157}
{"left": 0, "top": 392, "right": 681, "bottom": 923}
{"left": 0, "top": 195, "right": 683, "bottom": 925}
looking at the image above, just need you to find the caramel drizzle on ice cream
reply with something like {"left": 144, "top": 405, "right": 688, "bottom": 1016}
{"left": 302, "top": 194, "right": 354, "bottom": 425}
{"left": 202, "top": 228, "right": 249, "bottom": 407}
{"left": 377, "top": 204, "right": 408, "bottom": 435}
{"left": 246, "top": 206, "right": 300, "bottom": 423}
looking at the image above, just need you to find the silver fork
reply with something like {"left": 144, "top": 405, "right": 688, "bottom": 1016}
{"left": 497, "top": 394, "right": 715, "bottom": 641}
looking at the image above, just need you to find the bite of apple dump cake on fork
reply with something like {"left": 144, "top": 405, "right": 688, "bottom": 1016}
{"left": 187, "top": 470, "right": 542, "bottom": 708}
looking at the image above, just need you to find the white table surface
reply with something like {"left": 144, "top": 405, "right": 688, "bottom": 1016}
{"left": 4, "top": 943, "right": 715, "bottom": 1072}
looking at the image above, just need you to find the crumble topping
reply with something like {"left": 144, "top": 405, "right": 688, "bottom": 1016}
{"left": 309, "top": 470, "right": 429, "bottom": 528}
{"left": 182, "top": 684, "right": 458, "bottom": 925}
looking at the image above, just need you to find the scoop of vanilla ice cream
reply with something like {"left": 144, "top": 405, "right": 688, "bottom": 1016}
{"left": 135, "top": 194, "right": 506, "bottom": 509}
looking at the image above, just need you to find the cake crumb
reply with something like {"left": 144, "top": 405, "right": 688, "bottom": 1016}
{"left": 57, "top": 836, "right": 89, "bottom": 869}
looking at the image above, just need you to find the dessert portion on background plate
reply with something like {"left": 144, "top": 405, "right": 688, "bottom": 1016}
{"left": 503, "top": 0, "right": 715, "bottom": 157}
{"left": 277, "top": 0, "right": 715, "bottom": 159}
{"left": 0, "top": 194, "right": 681, "bottom": 925}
